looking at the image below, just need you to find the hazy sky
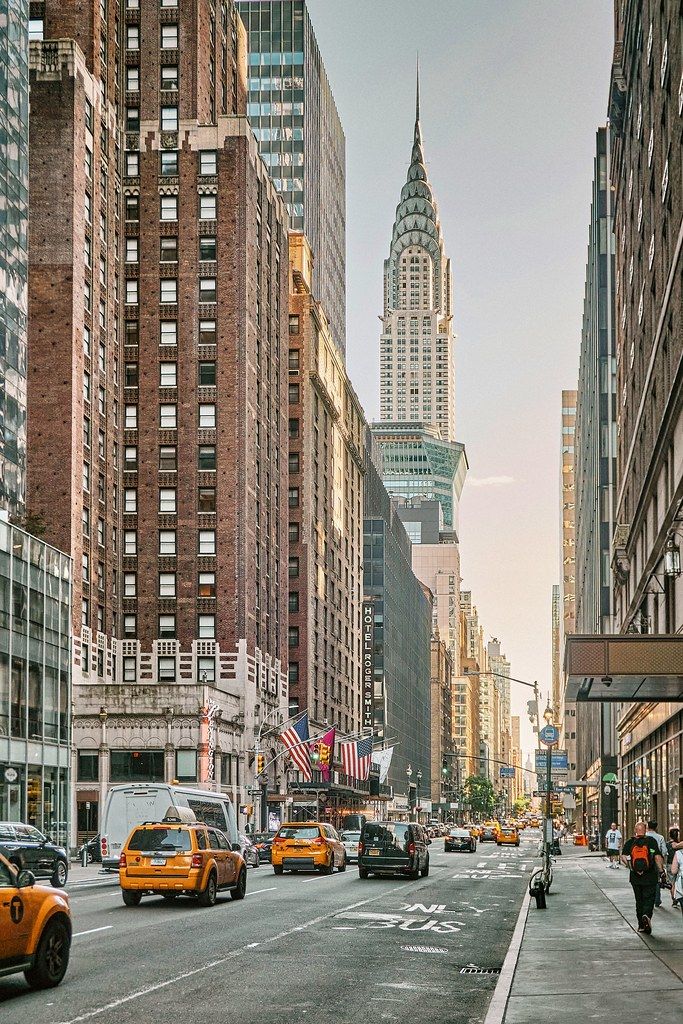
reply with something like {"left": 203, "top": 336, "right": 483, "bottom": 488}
{"left": 307, "top": 0, "right": 614, "bottom": 756}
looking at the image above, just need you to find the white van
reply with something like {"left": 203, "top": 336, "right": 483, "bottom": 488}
{"left": 100, "top": 784, "right": 239, "bottom": 871}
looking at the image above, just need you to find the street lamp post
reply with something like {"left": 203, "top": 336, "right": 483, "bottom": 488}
{"left": 406, "top": 764, "right": 412, "bottom": 820}
{"left": 416, "top": 768, "right": 422, "bottom": 822}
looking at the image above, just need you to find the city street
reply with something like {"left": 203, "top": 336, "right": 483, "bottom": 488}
{"left": 0, "top": 834, "right": 536, "bottom": 1024}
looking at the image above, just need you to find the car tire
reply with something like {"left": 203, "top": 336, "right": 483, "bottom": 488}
{"left": 24, "top": 917, "right": 71, "bottom": 990}
{"left": 338, "top": 855, "right": 346, "bottom": 873}
{"left": 359, "top": 867, "right": 370, "bottom": 879}
{"left": 230, "top": 869, "right": 247, "bottom": 900}
{"left": 323, "top": 858, "right": 334, "bottom": 875}
{"left": 408, "top": 865, "right": 420, "bottom": 880}
{"left": 51, "top": 860, "right": 68, "bottom": 888}
{"left": 198, "top": 872, "right": 217, "bottom": 907}
{"left": 122, "top": 890, "right": 142, "bottom": 907}
{"left": 273, "top": 865, "right": 284, "bottom": 875}
{"left": 420, "top": 857, "right": 430, "bottom": 878}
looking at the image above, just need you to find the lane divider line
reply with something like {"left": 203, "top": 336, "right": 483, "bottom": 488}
{"left": 73, "top": 926, "right": 114, "bottom": 938}
{"left": 244, "top": 888, "right": 277, "bottom": 897}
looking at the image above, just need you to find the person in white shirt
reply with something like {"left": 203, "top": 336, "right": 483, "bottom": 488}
{"left": 604, "top": 822, "right": 622, "bottom": 867}
{"left": 646, "top": 820, "right": 668, "bottom": 905}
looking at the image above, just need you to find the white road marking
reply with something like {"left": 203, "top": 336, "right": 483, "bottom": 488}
{"left": 245, "top": 888, "right": 276, "bottom": 896}
{"left": 73, "top": 926, "right": 113, "bottom": 938}
{"left": 53, "top": 878, "right": 423, "bottom": 1024}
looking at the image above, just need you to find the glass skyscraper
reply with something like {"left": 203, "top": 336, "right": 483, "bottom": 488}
{"left": 0, "top": 1, "right": 29, "bottom": 514}
{"left": 237, "top": 1, "right": 346, "bottom": 355}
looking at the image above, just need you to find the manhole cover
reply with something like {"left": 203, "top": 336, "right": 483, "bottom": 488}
{"left": 459, "top": 967, "right": 502, "bottom": 975}
{"left": 401, "top": 945, "right": 449, "bottom": 954}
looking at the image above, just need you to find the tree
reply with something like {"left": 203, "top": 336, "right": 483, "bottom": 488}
{"left": 462, "top": 775, "right": 495, "bottom": 817}
{"left": 513, "top": 796, "right": 531, "bottom": 816}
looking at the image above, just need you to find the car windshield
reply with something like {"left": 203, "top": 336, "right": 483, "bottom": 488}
{"left": 277, "top": 826, "right": 320, "bottom": 840}
{"left": 128, "top": 828, "right": 192, "bottom": 852}
{"left": 341, "top": 832, "right": 360, "bottom": 841}
{"left": 363, "top": 823, "right": 408, "bottom": 844}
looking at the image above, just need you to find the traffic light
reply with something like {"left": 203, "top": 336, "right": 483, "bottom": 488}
{"left": 442, "top": 757, "right": 449, "bottom": 776}
{"left": 256, "top": 753, "right": 265, "bottom": 776}
{"left": 527, "top": 700, "right": 538, "bottom": 726}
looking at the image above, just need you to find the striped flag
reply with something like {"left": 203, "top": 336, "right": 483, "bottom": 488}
{"left": 279, "top": 712, "right": 312, "bottom": 781}
{"left": 340, "top": 736, "right": 373, "bottom": 781}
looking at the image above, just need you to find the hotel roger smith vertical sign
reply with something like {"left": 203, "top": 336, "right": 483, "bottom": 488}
{"left": 362, "top": 602, "right": 375, "bottom": 732}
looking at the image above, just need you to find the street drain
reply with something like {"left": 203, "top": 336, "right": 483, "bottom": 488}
{"left": 459, "top": 967, "right": 502, "bottom": 976}
{"left": 400, "top": 945, "right": 449, "bottom": 954}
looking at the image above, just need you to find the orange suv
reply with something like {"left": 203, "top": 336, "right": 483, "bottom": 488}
{"left": 0, "top": 853, "right": 71, "bottom": 989}
{"left": 271, "top": 822, "right": 346, "bottom": 874}
{"left": 119, "top": 816, "right": 246, "bottom": 907}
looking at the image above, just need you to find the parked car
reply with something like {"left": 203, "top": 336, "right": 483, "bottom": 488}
{"left": 251, "top": 832, "right": 276, "bottom": 863}
{"left": 444, "top": 827, "right": 477, "bottom": 853}
{"left": 357, "top": 821, "right": 430, "bottom": 879}
{"left": 77, "top": 834, "right": 102, "bottom": 865}
{"left": 0, "top": 823, "right": 69, "bottom": 888}
{"left": 340, "top": 830, "right": 361, "bottom": 863}
{"left": 238, "top": 833, "right": 260, "bottom": 868}
{"left": 0, "top": 853, "right": 72, "bottom": 989}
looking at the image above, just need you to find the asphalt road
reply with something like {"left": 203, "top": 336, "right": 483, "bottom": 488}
{"left": 0, "top": 831, "right": 539, "bottom": 1024}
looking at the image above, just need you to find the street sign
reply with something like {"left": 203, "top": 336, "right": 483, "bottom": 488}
{"left": 3, "top": 767, "right": 18, "bottom": 784}
{"left": 535, "top": 750, "right": 568, "bottom": 770}
{"left": 499, "top": 766, "right": 515, "bottom": 778}
{"left": 539, "top": 724, "right": 559, "bottom": 746}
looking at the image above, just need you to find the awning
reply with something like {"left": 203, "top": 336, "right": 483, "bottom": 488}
{"left": 564, "top": 634, "right": 683, "bottom": 702}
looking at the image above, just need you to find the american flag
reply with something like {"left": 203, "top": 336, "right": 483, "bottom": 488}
{"left": 279, "top": 712, "right": 312, "bottom": 781}
{"left": 340, "top": 736, "right": 373, "bottom": 781}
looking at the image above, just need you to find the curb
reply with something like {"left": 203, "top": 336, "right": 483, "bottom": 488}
{"left": 483, "top": 888, "right": 531, "bottom": 1024}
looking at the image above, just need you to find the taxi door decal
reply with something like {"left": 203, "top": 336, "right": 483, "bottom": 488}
{"left": 10, "top": 895, "right": 24, "bottom": 925}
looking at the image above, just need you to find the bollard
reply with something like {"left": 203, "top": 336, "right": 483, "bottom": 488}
{"left": 81, "top": 844, "right": 89, "bottom": 867}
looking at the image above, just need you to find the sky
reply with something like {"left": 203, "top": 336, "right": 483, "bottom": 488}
{"left": 306, "top": 0, "right": 614, "bottom": 757}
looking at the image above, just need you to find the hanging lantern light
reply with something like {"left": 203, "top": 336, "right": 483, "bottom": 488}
{"left": 664, "top": 535, "right": 681, "bottom": 578}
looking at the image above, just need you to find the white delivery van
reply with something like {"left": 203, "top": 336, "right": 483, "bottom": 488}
{"left": 100, "top": 784, "right": 239, "bottom": 870}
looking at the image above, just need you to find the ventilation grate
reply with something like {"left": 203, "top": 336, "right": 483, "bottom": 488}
{"left": 401, "top": 945, "right": 449, "bottom": 954}
{"left": 459, "top": 966, "right": 502, "bottom": 976}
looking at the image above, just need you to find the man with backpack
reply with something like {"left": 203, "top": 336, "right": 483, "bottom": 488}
{"left": 621, "top": 820, "right": 666, "bottom": 934}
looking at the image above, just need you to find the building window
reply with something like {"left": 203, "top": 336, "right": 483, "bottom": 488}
{"left": 158, "top": 656, "right": 176, "bottom": 682}
{"left": 159, "top": 572, "right": 176, "bottom": 598}
{"left": 160, "top": 320, "right": 177, "bottom": 346}
{"left": 161, "top": 24, "right": 178, "bottom": 48}
{"left": 126, "top": 279, "right": 138, "bottom": 304}
{"left": 126, "top": 25, "right": 139, "bottom": 50}
{"left": 160, "top": 404, "right": 177, "bottom": 428}
{"left": 124, "top": 152, "right": 139, "bottom": 177}
{"left": 110, "top": 751, "right": 164, "bottom": 783}
{"left": 198, "top": 445, "right": 216, "bottom": 471}
{"left": 198, "top": 615, "right": 215, "bottom": 638}
{"left": 197, "top": 656, "right": 215, "bottom": 682}
{"left": 289, "top": 315, "right": 300, "bottom": 334}
{"left": 125, "top": 404, "right": 138, "bottom": 429}
{"left": 161, "top": 65, "right": 179, "bottom": 91}
{"left": 288, "top": 591, "right": 299, "bottom": 613}
{"left": 198, "top": 530, "right": 216, "bottom": 555}
{"left": 198, "top": 361, "right": 216, "bottom": 386}
{"left": 199, "top": 320, "right": 216, "bottom": 345}
{"left": 288, "top": 662, "right": 299, "bottom": 684}
{"left": 159, "top": 614, "right": 176, "bottom": 639}
{"left": 159, "top": 488, "right": 177, "bottom": 513}
{"left": 160, "top": 362, "right": 177, "bottom": 387}
{"left": 175, "top": 750, "right": 197, "bottom": 783}
{"left": 159, "top": 530, "right": 176, "bottom": 555}
{"left": 199, "top": 151, "right": 217, "bottom": 175}
{"left": 160, "top": 150, "right": 178, "bottom": 176}
{"left": 160, "top": 237, "right": 178, "bottom": 262}
{"left": 199, "top": 195, "right": 217, "bottom": 220}
{"left": 126, "top": 66, "right": 139, "bottom": 92}
{"left": 288, "top": 556, "right": 299, "bottom": 578}
{"left": 125, "top": 238, "right": 139, "bottom": 263}
{"left": 123, "top": 656, "right": 137, "bottom": 682}
{"left": 199, "top": 403, "right": 216, "bottom": 428}
{"left": 288, "top": 522, "right": 299, "bottom": 543}
{"left": 125, "top": 195, "right": 140, "bottom": 222}
{"left": 124, "top": 530, "right": 137, "bottom": 555}
{"left": 159, "top": 445, "right": 177, "bottom": 471}
{"left": 160, "top": 279, "right": 177, "bottom": 303}
{"left": 126, "top": 107, "right": 140, "bottom": 132}
{"left": 124, "top": 572, "right": 137, "bottom": 597}
{"left": 198, "top": 487, "right": 216, "bottom": 513}
{"left": 125, "top": 320, "right": 139, "bottom": 346}
{"left": 288, "top": 384, "right": 300, "bottom": 404}
{"left": 288, "top": 418, "right": 299, "bottom": 439}
{"left": 288, "top": 626, "right": 299, "bottom": 648}
{"left": 125, "top": 362, "right": 139, "bottom": 387}
{"left": 288, "top": 349, "right": 300, "bottom": 371}
{"left": 199, "top": 236, "right": 217, "bottom": 261}
{"left": 198, "top": 572, "right": 216, "bottom": 598}
{"left": 124, "top": 488, "right": 137, "bottom": 513}
{"left": 77, "top": 751, "right": 99, "bottom": 782}
{"left": 160, "top": 196, "right": 178, "bottom": 222}
{"left": 288, "top": 487, "right": 299, "bottom": 508}
{"left": 122, "top": 613, "right": 137, "bottom": 638}
{"left": 124, "top": 446, "right": 138, "bottom": 471}
{"left": 199, "top": 277, "right": 216, "bottom": 303}
{"left": 161, "top": 106, "right": 178, "bottom": 131}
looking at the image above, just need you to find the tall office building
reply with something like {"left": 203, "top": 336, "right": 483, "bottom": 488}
{"left": 608, "top": 1, "right": 682, "bottom": 835}
{"left": 559, "top": 391, "right": 577, "bottom": 820}
{"left": 238, "top": 1, "right": 346, "bottom": 355}
{"left": 0, "top": 2, "right": 29, "bottom": 514}
{"left": 573, "top": 126, "right": 618, "bottom": 834}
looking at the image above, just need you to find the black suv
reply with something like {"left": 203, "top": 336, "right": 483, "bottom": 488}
{"left": 358, "top": 821, "right": 430, "bottom": 879}
{"left": 0, "top": 823, "right": 69, "bottom": 887}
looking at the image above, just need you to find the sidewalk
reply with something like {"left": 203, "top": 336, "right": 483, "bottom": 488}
{"left": 66, "top": 861, "right": 117, "bottom": 886}
{"left": 497, "top": 845, "right": 683, "bottom": 1023}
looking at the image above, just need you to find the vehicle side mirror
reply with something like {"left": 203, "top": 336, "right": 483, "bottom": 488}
{"left": 232, "top": 843, "right": 241, "bottom": 853}
{"left": 17, "top": 870, "right": 36, "bottom": 889}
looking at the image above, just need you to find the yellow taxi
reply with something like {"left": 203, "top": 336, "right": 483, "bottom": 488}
{"left": 496, "top": 825, "right": 520, "bottom": 847}
{"left": 271, "top": 822, "right": 347, "bottom": 874}
{"left": 465, "top": 822, "right": 481, "bottom": 839}
{"left": 118, "top": 811, "right": 246, "bottom": 907}
{"left": 0, "top": 852, "right": 71, "bottom": 989}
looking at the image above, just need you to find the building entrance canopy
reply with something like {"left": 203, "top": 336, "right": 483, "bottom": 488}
{"left": 565, "top": 635, "right": 683, "bottom": 702}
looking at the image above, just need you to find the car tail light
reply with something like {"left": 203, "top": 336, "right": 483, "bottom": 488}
{"left": 118, "top": 852, "right": 126, "bottom": 868}
{"left": 313, "top": 836, "right": 325, "bottom": 845}
{"left": 407, "top": 841, "right": 416, "bottom": 855}
{"left": 101, "top": 836, "right": 108, "bottom": 857}
{"left": 273, "top": 836, "right": 284, "bottom": 844}
{"left": 191, "top": 853, "right": 203, "bottom": 869}
{"left": 357, "top": 841, "right": 364, "bottom": 855}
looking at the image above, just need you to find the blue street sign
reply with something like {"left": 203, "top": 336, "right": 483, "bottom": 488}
{"left": 535, "top": 750, "right": 568, "bottom": 771}
{"left": 499, "top": 766, "right": 515, "bottom": 778}
{"left": 539, "top": 724, "right": 559, "bottom": 746}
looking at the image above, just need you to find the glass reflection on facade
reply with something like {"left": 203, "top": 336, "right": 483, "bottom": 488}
{"left": 0, "top": 1, "right": 29, "bottom": 514}
{"left": 238, "top": 0, "right": 346, "bottom": 355}
{"left": 0, "top": 519, "right": 72, "bottom": 845}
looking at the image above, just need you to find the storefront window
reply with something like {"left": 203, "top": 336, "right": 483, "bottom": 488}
{"left": 110, "top": 750, "right": 165, "bottom": 783}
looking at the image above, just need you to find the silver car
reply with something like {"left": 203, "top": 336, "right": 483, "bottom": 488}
{"left": 238, "top": 833, "right": 260, "bottom": 868}
{"left": 340, "top": 830, "right": 361, "bottom": 863}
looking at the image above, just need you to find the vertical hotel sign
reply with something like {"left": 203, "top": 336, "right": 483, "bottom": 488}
{"left": 362, "top": 601, "right": 375, "bottom": 733}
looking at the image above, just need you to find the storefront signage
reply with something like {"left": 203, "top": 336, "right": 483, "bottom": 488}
{"left": 3, "top": 767, "right": 18, "bottom": 784}
{"left": 362, "top": 601, "right": 375, "bottom": 732}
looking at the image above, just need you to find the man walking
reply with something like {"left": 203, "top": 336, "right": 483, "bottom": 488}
{"left": 646, "top": 820, "right": 668, "bottom": 907}
{"left": 604, "top": 822, "right": 622, "bottom": 867}
{"left": 621, "top": 820, "right": 665, "bottom": 933}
